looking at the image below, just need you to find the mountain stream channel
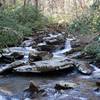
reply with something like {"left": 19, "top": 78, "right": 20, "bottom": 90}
{"left": 0, "top": 33, "right": 100, "bottom": 100}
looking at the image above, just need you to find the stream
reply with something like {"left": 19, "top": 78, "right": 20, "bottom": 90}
{"left": 0, "top": 34, "right": 100, "bottom": 100}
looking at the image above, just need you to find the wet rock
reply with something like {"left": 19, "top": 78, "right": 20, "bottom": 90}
{"left": 37, "top": 43, "right": 55, "bottom": 52}
{"left": 96, "top": 81, "right": 100, "bottom": 87}
{"left": 0, "top": 60, "right": 25, "bottom": 74}
{"left": 21, "top": 39, "right": 34, "bottom": 47}
{"left": 55, "top": 81, "right": 77, "bottom": 90}
{"left": 94, "top": 87, "right": 100, "bottom": 92}
{"left": 10, "top": 60, "right": 25, "bottom": 68}
{"left": 71, "top": 40, "right": 81, "bottom": 48}
{"left": 10, "top": 52, "right": 24, "bottom": 60}
{"left": 24, "top": 81, "right": 39, "bottom": 93}
{"left": 0, "top": 52, "right": 24, "bottom": 63}
{"left": 29, "top": 49, "right": 53, "bottom": 64}
{"left": 35, "top": 33, "right": 66, "bottom": 52}
{"left": 0, "top": 55, "right": 14, "bottom": 63}
{"left": 75, "top": 61, "right": 93, "bottom": 75}
{"left": 23, "top": 81, "right": 46, "bottom": 99}
{"left": 14, "top": 57, "right": 74, "bottom": 73}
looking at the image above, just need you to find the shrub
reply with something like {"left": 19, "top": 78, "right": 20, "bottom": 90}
{"left": 84, "top": 41, "right": 100, "bottom": 56}
{"left": 0, "top": 5, "right": 47, "bottom": 50}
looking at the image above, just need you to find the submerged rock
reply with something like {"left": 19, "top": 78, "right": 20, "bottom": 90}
{"left": 55, "top": 81, "right": 77, "bottom": 90}
{"left": 14, "top": 57, "right": 74, "bottom": 73}
{"left": 75, "top": 61, "right": 93, "bottom": 75}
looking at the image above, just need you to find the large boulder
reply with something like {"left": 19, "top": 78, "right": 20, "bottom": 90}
{"left": 32, "top": 33, "right": 66, "bottom": 52}
{"left": 74, "top": 61, "right": 93, "bottom": 75}
{"left": 29, "top": 49, "right": 53, "bottom": 64}
{"left": 37, "top": 42, "right": 55, "bottom": 52}
{"left": 14, "top": 57, "right": 74, "bottom": 73}
{"left": 22, "top": 81, "right": 46, "bottom": 99}
{"left": 44, "top": 34, "right": 65, "bottom": 45}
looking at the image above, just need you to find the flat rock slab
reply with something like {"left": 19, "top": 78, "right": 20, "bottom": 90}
{"left": 0, "top": 61, "right": 25, "bottom": 74}
{"left": 14, "top": 57, "right": 74, "bottom": 73}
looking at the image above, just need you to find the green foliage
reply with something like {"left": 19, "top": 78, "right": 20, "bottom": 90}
{"left": 0, "top": 5, "right": 47, "bottom": 50}
{"left": 84, "top": 37, "right": 100, "bottom": 61}
{"left": 84, "top": 41, "right": 100, "bottom": 56}
{"left": 0, "top": 27, "right": 22, "bottom": 49}
{"left": 96, "top": 53, "right": 100, "bottom": 62}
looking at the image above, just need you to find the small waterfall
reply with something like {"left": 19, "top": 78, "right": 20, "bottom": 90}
{"left": 53, "top": 38, "right": 72, "bottom": 57}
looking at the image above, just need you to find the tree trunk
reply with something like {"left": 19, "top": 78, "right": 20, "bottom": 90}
{"left": 24, "top": 0, "right": 26, "bottom": 6}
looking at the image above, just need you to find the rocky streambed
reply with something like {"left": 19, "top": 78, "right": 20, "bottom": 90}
{"left": 0, "top": 32, "right": 100, "bottom": 100}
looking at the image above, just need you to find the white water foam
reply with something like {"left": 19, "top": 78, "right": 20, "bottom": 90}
{"left": 53, "top": 38, "right": 73, "bottom": 57}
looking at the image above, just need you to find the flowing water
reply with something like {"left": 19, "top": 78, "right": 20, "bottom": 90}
{"left": 0, "top": 38, "right": 100, "bottom": 100}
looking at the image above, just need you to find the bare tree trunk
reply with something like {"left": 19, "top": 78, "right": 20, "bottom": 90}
{"left": 24, "top": 0, "right": 27, "bottom": 7}
{"left": 35, "top": 0, "right": 38, "bottom": 10}
{"left": 13, "top": 0, "right": 16, "bottom": 5}
{"left": 2, "top": 0, "right": 6, "bottom": 5}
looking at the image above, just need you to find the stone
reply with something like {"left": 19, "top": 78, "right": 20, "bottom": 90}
{"left": 0, "top": 60, "right": 25, "bottom": 74}
{"left": 44, "top": 33, "right": 65, "bottom": 45}
{"left": 10, "top": 52, "right": 24, "bottom": 60}
{"left": 37, "top": 44, "right": 57, "bottom": 52}
{"left": 23, "top": 81, "right": 46, "bottom": 99}
{"left": 71, "top": 40, "right": 81, "bottom": 48}
{"left": 0, "top": 52, "right": 24, "bottom": 63}
{"left": 14, "top": 57, "right": 74, "bottom": 73}
{"left": 21, "top": 40, "right": 34, "bottom": 47}
{"left": 0, "top": 55, "right": 14, "bottom": 63}
{"left": 74, "top": 61, "right": 93, "bottom": 75}
{"left": 96, "top": 81, "right": 100, "bottom": 87}
{"left": 24, "top": 81, "right": 39, "bottom": 93}
{"left": 94, "top": 87, "right": 100, "bottom": 92}
{"left": 55, "top": 81, "right": 77, "bottom": 90}
{"left": 29, "top": 49, "right": 53, "bottom": 64}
